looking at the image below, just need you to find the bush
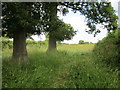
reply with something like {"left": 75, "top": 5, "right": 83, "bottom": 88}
{"left": 93, "top": 29, "right": 120, "bottom": 69}
{"left": 2, "top": 39, "right": 48, "bottom": 50}
{"left": 26, "top": 40, "right": 48, "bottom": 46}
{"left": 79, "top": 40, "right": 90, "bottom": 44}
{"left": 79, "top": 40, "right": 84, "bottom": 44}
{"left": 2, "top": 40, "right": 13, "bottom": 49}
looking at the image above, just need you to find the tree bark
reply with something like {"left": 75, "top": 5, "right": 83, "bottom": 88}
{"left": 12, "top": 30, "right": 28, "bottom": 64}
{"left": 47, "top": 3, "right": 58, "bottom": 52}
{"left": 48, "top": 33, "right": 57, "bottom": 51}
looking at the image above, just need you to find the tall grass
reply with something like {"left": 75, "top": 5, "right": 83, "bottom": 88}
{"left": 2, "top": 44, "right": 119, "bottom": 88}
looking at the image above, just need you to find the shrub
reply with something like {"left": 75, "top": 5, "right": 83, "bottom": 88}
{"left": 2, "top": 39, "right": 48, "bottom": 50}
{"left": 93, "top": 29, "right": 120, "bottom": 69}
{"left": 79, "top": 40, "right": 84, "bottom": 44}
{"left": 2, "top": 40, "right": 13, "bottom": 49}
{"left": 26, "top": 40, "right": 39, "bottom": 46}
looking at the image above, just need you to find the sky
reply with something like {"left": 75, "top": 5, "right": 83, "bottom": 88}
{"left": 58, "top": 9, "right": 108, "bottom": 44}
{"left": 32, "top": 0, "right": 120, "bottom": 44}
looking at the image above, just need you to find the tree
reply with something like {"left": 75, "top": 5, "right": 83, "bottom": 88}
{"left": 61, "top": 2, "right": 118, "bottom": 33}
{"left": 43, "top": 2, "right": 118, "bottom": 51}
{"left": 41, "top": 3, "right": 66, "bottom": 51}
{"left": 79, "top": 40, "right": 84, "bottom": 44}
{"left": 41, "top": 2, "right": 75, "bottom": 51}
{"left": 2, "top": 2, "right": 118, "bottom": 61}
{"left": 2, "top": 2, "right": 43, "bottom": 63}
{"left": 47, "top": 19, "right": 76, "bottom": 51}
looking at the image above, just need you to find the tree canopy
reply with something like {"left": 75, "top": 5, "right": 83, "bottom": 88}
{"left": 2, "top": 2, "right": 118, "bottom": 38}
{"left": 2, "top": 2, "right": 43, "bottom": 37}
{"left": 50, "top": 19, "right": 76, "bottom": 41}
{"left": 60, "top": 2, "right": 118, "bottom": 35}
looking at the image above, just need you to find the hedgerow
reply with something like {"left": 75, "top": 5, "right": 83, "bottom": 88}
{"left": 93, "top": 29, "right": 120, "bottom": 69}
{"left": 2, "top": 39, "right": 48, "bottom": 50}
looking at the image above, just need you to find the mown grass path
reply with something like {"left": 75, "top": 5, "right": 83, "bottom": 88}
{"left": 2, "top": 44, "right": 119, "bottom": 88}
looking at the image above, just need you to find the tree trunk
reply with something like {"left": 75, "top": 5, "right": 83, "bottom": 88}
{"left": 12, "top": 30, "right": 28, "bottom": 64}
{"left": 47, "top": 3, "right": 58, "bottom": 52}
{"left": 48, "top": 33, "right": 57, "bottom": 51}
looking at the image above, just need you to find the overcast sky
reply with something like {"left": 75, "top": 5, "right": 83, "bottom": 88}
{"left": 59, "top": 0, "right": 119, "bottom": 44}
{"left": 33, "top": 1, "right": 120, "bottom": 44}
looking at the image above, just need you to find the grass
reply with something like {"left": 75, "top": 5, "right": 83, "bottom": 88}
{"left": 2, "top": 44, "right": 119, "bottom": 88}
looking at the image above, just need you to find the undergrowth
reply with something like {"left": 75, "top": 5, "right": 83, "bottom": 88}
{"left": 2, "top": 44, "right": 119, "bottom": 88}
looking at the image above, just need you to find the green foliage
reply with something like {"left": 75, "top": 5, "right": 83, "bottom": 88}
{"left": 26, "top": 40, "right": 47, "bottom": 46}
{"left": 1, "top": 39, "right": 48, "bottom": 49}
{"left": 79, "top": 40, "right": 84, "bottom": 44}
{"left": 42, "top": 3, "right": 75, "bottom": 41}
{"left": 2, "top": 2, "right": 118, "bottom": 39}
{"left": 2, "top": 2, "right": 43, "bottom": 37}
{"left": 2, "top": 40, "right": 13, "bottom": 49}
{"left": 84, "top": 42, "right": 90, "bottom": 44}
{"left": 50, "top": 19, "right": 76, "bottom": 41}
{"left": 60, "top": 2, "right": 118, "bottom": 35}
{"left": 38, "top": 2, "right": 118, "bottom": 38}
{"left": 2, "top": 44, "right": 119, "bottom": 88}
{"left": 79, "top": 40, "right": 90, "bottom": 44}
{"left": 93, "top": 29, "right": 120, "bottom": 69}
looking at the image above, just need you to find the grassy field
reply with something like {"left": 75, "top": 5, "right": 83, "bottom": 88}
{"left": 2, "top": 44, "right": 119, "bottom": 88}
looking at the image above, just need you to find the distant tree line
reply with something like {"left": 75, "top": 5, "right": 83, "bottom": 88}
{"left": 79, "top": 40, "right": 93, "bottom": 44}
